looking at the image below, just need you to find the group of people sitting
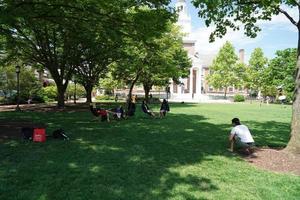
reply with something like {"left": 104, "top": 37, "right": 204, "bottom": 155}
{"left": 90, "top": 103, "right": 126, "bottom": 122}
{"left": 90, "top": 98, "right": 170, "bottom": 122}
{"left": 141, "top": 99, "right": 169, "bottom": 118}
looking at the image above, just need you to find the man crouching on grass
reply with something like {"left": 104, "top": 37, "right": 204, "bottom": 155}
{"left": 229, "top": 118, "right": 255, "bottom": 155}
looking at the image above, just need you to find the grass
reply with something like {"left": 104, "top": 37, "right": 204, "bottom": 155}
{"left": 0, "top": 102, "right": 299, "bottom": 200}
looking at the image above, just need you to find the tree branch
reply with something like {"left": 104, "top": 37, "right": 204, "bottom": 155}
{"left": 279, "top": 8, "right": 298, "bottom": 27}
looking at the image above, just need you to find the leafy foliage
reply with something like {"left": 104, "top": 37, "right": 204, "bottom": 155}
{"left": 138, "top": 24, "right": 191, "bottom": 100}
{"left": 207, "top": 41, "right": 244, "bottom": 97}
{"left": 0, "top": 0, "right": 175, "bottom": 107}
{"left": 246, "top": 48, "right": 268, "bottom": 93}
{"left": 0, "top": 65, "right": 42, "bottom": 103}
{"left": 263, "top": 48, "right": 297, "bottom": 99}
{"left": 233, "top": 94, "right": 245, "bottom": 102}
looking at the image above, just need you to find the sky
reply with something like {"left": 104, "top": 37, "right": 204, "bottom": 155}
{"left": 170, "top": 0, "right": 298, "bottom": 66}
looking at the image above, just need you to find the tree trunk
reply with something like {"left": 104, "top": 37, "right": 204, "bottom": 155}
{"left": 84, "top": 84, "right": 93, "bottom": 103}
{"left": 143, "top": 83, "right": 152, "bottom": 103}
{"left": 285, "top": 26, "right": 300, "bottom": 153}
{"left": 56, "top": 84, "right": 66, "bottom": 108}
{"left": 286, "top": 53, "right": 300, "bottom": 153}
{"left": 224, "top": 87, "right": 227, "bottom": 99}
{"left": 128, "top": 74, "right": 140, "bottom": 104}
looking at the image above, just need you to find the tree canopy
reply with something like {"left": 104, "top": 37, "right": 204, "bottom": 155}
{"left": 207, "top": 41, "right": 242, "bottom": 97}
{"left": 263, "top": 48, "right": 297, "bottom": 100}
{"left": 0, "top": 0, "right": 175, "bottom": 107}
{"left": 246, "top": 48, "right": 268, "bottom": 95}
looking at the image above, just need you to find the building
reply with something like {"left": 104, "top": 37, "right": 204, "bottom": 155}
{"left": 170, "top": 0, "right": 249, "bottom": 101}
{"left": 169, "top": 0, "right": 206, "bottom": 102}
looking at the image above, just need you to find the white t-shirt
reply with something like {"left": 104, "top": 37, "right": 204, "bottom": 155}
{"left": 230, "top": 125, "right": 254, "bottom": 143}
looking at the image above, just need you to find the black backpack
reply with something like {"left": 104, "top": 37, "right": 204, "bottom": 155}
{"left": 52, "top": 129, "right": 69, "bottom": 140}
{"left": 22, "top": 127, "right": 34, "bottom": 140}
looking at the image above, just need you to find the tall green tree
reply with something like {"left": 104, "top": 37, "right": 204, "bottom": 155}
{"left": 0, "top": 0, "right": 174, "bottom": 107}
{"left": 192, "top": 0, "right": 300, "bottom": 153}
{"left": 112, "top": 7, "right": 177, "bottom": 102}
{"left": 263, "top": 48, "right": 297, "bottom": 100}
{"left": 207, "top": 41, "right": 242, "bottom": 98}
{"left": 246, "top": 48, "right": 268, "bottom": 96}
{"left": 139, "top": 25, "right": 191, "bottom": 102}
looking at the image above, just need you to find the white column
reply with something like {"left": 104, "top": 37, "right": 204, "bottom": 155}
{"left": 196, "top": 68, "right": 202, "bottom": 96}
{"left": 190, "top": 68, "right": 194, "bottom": 98}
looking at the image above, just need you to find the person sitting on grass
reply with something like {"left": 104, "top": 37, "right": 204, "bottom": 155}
{"left": 90, "top": 102, "right": 113, "bottom": 122}
{"left": 229, "top": 118, "right": 255, "bottom": 155}
{"left": 141, "top": 100, "right": 155, "bottom": 117}
{"left": 99, "top": 109, "right": 111, "bottom": 122}
{"left": 112, "top": 105, "right": 126, "bottom": 120}
{"left": 160, "top": 99, "right": 170, "bottom": 118}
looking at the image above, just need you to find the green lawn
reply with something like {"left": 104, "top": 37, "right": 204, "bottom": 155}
{"left": 0, "top": 103, "right": 299, "bottom": 200}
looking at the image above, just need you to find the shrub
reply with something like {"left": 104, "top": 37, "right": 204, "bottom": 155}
{"left": 234, "top": 94, "right": 245, "bottom": 102}
{"left": 37, "top": 86, "right": 57, "bottom": 102}
{"left": 95, "top": 95, "right": 114, "bottom": 101}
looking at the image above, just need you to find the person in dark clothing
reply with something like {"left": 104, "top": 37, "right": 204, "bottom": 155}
{"left": 114, "top": 105, "right": 126, "bottom": 119}
{"left": 160, "top": 99, "right": 170, "bottom": 118}
{"left": 127, "top": 99, "right": 136, "bottom": 116}
{"left": 141, "top": 100, "right": 155, "bottom": 117}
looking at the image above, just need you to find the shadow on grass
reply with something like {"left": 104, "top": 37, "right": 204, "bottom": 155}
{"left": 0, "top": 107, "right": 291, "bottom": 200}
{"left": 244, "top": 120, "right": 290, "bottom": 148}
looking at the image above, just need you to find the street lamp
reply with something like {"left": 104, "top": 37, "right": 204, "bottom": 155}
{"left": 15, "top": 65, "right": 21, "bottom": 111}
{"left": 72, "top": 75, "right": 77, "bottom": 104}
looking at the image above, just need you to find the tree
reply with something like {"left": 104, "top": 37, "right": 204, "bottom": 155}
{"left": 246, "top": 48, "right": 268, "bottom": 97}
{"left": 138, "top": 25, "right": 191, "bottom": 102}
{"left": 112, "top": 7, "right": 176, "bottom": 103}
{"left": 263, "top": 48, "right": 297, "bottom": 101}
{"left": 192, "top": 0, "right": 300, "bottom": 153}
{"left": 207, "top": 41, "right": 243, "bottom": 98}
{"left": 0, "top": 65, "right": 41, "bottom": 102}
{"left": 0, "top": 0, "right": 174, "bottom": 107}
{"left": 73, "top": 31, "right": 118, "bottom": 103}
{"left": 0, "top": 1, "right": 93, "bottom": 107}
{"left": 99, "top": 73, "right": 124, "bottom": 95}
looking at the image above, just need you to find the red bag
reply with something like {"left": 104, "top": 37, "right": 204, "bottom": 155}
{"left": 33, "top": 128, "right": 46, "bottom": 142}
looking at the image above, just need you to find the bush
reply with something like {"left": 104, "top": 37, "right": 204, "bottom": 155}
{"left": 234, "top": 94, "right": 245, "bottom": 102}
{"left": 37, "top": 86, "right": 57, "bottom": 102}
{"left": 95, "top": 95, "right": 114, "bottom": 101}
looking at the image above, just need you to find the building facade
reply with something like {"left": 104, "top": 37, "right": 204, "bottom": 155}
{"left": 169, "top": 0, "right": 206, "bottom": 102}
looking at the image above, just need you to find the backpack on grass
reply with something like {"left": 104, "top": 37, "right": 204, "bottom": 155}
{"left": 52, "top": 129, "right": 69, "bottom": 140}
{"left": 22, "top": 127, "right": 34, "bottom": 140}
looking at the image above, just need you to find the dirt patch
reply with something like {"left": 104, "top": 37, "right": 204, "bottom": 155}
{"left": 244, "top": 148, "right": 300, "bottom": 176}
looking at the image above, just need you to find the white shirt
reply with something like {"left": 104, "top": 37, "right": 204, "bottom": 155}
{"left": 230, "top": 125, "right": 254, "bottom": 143}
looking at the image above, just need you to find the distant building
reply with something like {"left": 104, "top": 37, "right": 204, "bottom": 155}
{"left": 169, "top": 0, "right": 250, "bottom": 101}
{"left": 169, "top": 0, "right": 206, "bottom": 102}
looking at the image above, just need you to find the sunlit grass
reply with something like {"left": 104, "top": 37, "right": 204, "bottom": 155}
{"left": 0, "top": 102, "right": 299, "bottom": 200}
